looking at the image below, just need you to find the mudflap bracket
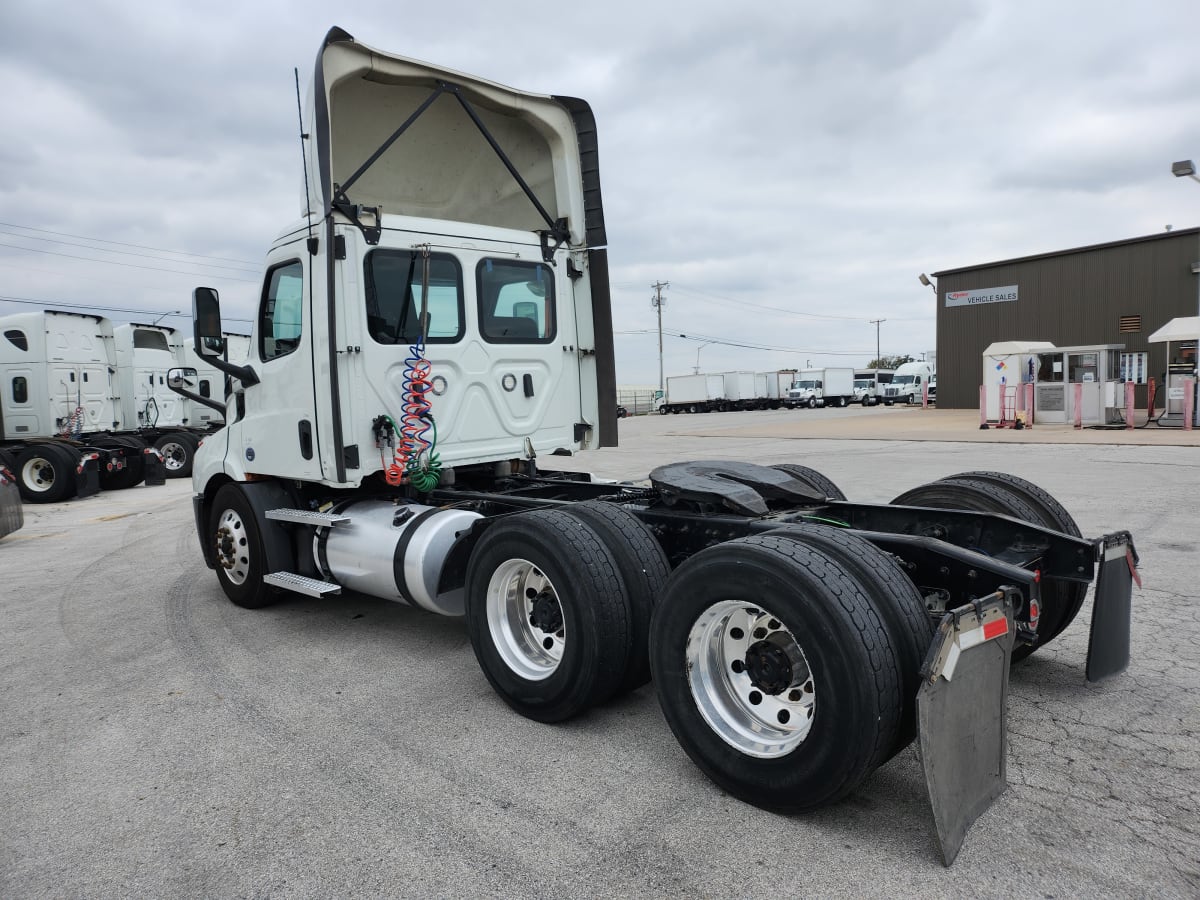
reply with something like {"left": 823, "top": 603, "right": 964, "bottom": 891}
{"left": 917, "top": 587, "right": 1017, "bottom": 866}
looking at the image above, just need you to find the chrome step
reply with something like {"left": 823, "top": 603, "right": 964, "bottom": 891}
{"left": 264, "top": 571, "right": 342, "bottom": 597}
{"left": 265, "top": 508, "right": 351, "bottom": 526}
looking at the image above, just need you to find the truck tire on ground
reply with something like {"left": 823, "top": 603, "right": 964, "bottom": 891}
{"left": 649, "top": 534, "right": 904, "bottom": 811}
{"left": 155, "top": 432, "right": 199, "bottom": 478}
{"left": 560, "top": 500, "right": 670, "bottom": 694}
{"left": 769, "top": 463, "right": 847, "bottom": 501}
{"left": 765, "top": 525, "right": 931, "bottom": 755}
{"left": 806, "top": 397, "right": 817, "bottom": 409}
{"left": 934, "top": 470, "right": 1088, "bottom": 651}
{"left": 891, "top": 477, "right": 1049, "bottom": 661}
{"left": 465, "top": 509, "right": 631, "bottom": 723}
{"left": 15, "top": 444, "right": 74, "bottom": 503}
{"left": 209, "top": 483, "right": 281, "bottom": 609}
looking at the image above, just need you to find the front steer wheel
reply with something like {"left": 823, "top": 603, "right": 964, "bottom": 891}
{"left": 649, "top": 534, "right": 903, "bottom": 812}
{"left": 208, "top": 483, "right": 280, "bottom": 609}
{"left": 465, "top": 509, "right": 631, "bottom": 723}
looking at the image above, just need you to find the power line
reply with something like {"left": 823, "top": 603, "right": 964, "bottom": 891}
{"left": 0, "top": 239, "right": 259, "bottom": 282}
{"left": 0, "top": 293, "right": 253, "bottom": 323}
{"left": 0, "top": 228, "right": 261, "bottom": 274}
{"left": 0, "top": 221, "right": 261, "bottom": 267}
{"left": 669, "top": 283, "right": 932, "bottom": 323}
{"left": 614, "top": 328, "right": 872, "bottom": 356}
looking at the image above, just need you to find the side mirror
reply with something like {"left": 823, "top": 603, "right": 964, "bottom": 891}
{"left": 168, "top": 367, "right": 197, "bottom": 390}
{"left": 194, "top": 287, "right": 225, "bottom": 357}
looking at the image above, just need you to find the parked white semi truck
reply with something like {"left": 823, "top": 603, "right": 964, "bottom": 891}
{"left": 881, "top": 360, "right": 935, "bottom": 405}
{"left": 171, "top": 27, "right": 1137, "bottom": 866}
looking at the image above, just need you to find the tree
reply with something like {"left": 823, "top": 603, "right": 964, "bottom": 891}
{"left": 866, "top": 355, "right": 914, "bottom": 370}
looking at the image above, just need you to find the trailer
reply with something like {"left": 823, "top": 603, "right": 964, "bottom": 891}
{"left": 721, "top": 371, "right": 759, "bottom": 410}
{"left": 171, "top": 28, "right": 1137, "bottom": 866}
{"left": 759, "top": 370, "right": 796, "bottom": 409}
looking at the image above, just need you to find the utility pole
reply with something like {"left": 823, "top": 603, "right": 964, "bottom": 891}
{"left": 651, "top": 281, "right": 669, "bottom": 391}
{"left": 870, "top": 319, "right": 885, "bottom": 367}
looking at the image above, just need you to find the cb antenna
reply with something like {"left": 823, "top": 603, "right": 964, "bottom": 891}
{"left": 294, "top": 67, "right": 317, "bottom": 255}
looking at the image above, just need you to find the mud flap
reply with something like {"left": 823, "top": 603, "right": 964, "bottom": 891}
{"left": 1086, "top": 531, "right": 1137, "bottom": 682}
{"left": 917, "top": 589, "right": 1017, "bottom": 866}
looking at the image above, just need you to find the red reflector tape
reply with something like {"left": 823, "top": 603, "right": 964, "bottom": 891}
{"left": 982, "top": 618, "right": 1008, "bottom": 641}
{"left": 1126, "top": 549, "right": 1142, "bottom": 588}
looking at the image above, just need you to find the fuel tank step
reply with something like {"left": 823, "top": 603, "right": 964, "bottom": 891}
{"left": 265, "top": 508, "right": 351, "bottom": 526}
{"left": 264, "top": 571, "right": 342, "bottom": 597}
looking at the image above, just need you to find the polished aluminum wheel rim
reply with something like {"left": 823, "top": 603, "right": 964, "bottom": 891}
{"left": 487, "top": 558, "right": 565, "bottom": 681}
{"left": 215, "top": 507, "right": 250, "bottom": 585}
{"left": 687, "top": 600, "right": 816, "bottom": 758}
{"left": 159, "top": 441, "right": 188, "bottom": 471}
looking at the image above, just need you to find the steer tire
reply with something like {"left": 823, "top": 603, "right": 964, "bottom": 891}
{"left": 209, "top": 483, "right": 280, "bottom": 609}
{"left": 649, "top": 534, "right": 903, "bottom": 812}
{"left": 465, "top": 509, "right": 631, "bottom": 723}
{"left": 770, "top": 463, "right": 847, "bottom": 501}
{"left": 935, "top": 471, "right": 1088, "bottom": 651}
{"left": 559, "top": 500, "right": 670, "bottom": 694}
{"left": 15, "top": 444, "right": 74, "bottom": 503}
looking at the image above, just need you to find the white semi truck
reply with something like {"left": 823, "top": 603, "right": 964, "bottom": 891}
{"left": 170, "top": 27, "right": 1136, "bottom": 865}
{"left": 881, "top": 360, "right": 935, "bottom": 405}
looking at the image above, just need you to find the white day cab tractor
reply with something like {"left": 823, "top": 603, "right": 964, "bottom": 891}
{"left": 171, "top": 27, "right": 1138, "bottom": 866}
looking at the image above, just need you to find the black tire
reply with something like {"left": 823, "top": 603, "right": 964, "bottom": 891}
{"left": 806, "top": 397, "right": 817, "bottom": 409}
{"left": 861, "top": 395, "right": 870, "bottom": 406}
{"left": 649, "top": 535, "right": 903, "bottom": 811}
{"left": 766, "top": 525, "right": 931, "bottom": 755}
{"left": 659, "top": 405, "right": 669, "bottom": 415}
{"left": 688, "top": 405, "right": 698, "bottom": 414}
{"left": 560, "top": 500, "right": 670, "bottom": 694}
{"left": 46, "top": 443, "right": 81, "bottom": 499}
{"left": 935, "top": 471, "right": 1087, "bottom": 650}
{"left": 769, "top": 463, "right": 847, "bottom": 501}
{"left": 209, "top": 483, "right": 280, "bottom": 609}
{"left": 465, "top": 509, "right": 631, "bottom": 723}
{"left": 155, "top": 432, "right": 199, "bottom": 478}
{"left": 884, "top": 400, "right": 893, "bottom": 406}
{"left": 891, "top": 477, "right": 1047, "bottom": 661}
{"left": 15, "top": 444, "right": 74, "bottom": 503}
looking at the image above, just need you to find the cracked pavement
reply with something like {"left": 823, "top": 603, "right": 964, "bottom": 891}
{"left": 1, "top": 411, "right": 1196, "bottom": 897}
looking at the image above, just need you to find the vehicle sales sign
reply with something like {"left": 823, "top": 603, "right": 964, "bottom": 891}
{"left": 945, "top": 285, "right": 1019, "bottom": 308}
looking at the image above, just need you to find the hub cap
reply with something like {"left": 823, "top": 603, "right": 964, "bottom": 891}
{"left": 20, "top": 456, "right": 55, "bottom": 493}
{"left": 486, "top": 559, "right": 565, "bottom": 681}
{"left": 159, "top": 441, "right": 188, "bottom": 471}
{"left": 686, "top": 601, "right": 816, "bottom": 758}
{"left": 214, "top": 507, "right": 250, "bottom": 585}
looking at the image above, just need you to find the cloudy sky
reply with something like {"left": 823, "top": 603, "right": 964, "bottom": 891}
{"left": 2, "top": 1, "right": 1198, "bottom": 386}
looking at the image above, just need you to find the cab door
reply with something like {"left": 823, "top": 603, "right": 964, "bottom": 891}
{"left": 234, "top": 247, "right": 323, "bottom": 480}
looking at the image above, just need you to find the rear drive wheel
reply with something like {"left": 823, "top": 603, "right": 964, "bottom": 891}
{"left": 935, "top": 471, "right": 1088, "bottom": 651}
{"left": 769, "top": 463, "right": 846, "bottom": 501}
{"left": 95, "top": 435, "right": 147, "bottom": 490}
{"left": 155, "top": 432, "right": 199, "bottom": 478}
{"left": 209, "top": 483, "right": 279, "bottom": 609}
{"left": 767, "top": 525, "right": 931, "bottom": 755}
{"left": 465, "top": 509, "right": 631, "bottom": 722}
{"left": 560, "top": 500, "right": 670, "bottom": 694}
{"left": 649, "top": 534, "right": 903, "bottom": 811}
{"left": 15, "top": 445, "right": 73, "bottom": 503}
{"left": 892, "top": 477, "right": 1047, "bottom": 661}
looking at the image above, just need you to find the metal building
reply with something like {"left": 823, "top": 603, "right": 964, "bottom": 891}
{"left": 933, "top": 228, "right": 1200, "bottom": 409}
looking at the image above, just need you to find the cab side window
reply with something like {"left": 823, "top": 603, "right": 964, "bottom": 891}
{"left": 259, "top": 260, "right": 304, "bottom": 361}
{"left": 477, "top": 259, "right": 555, "bottom": 343}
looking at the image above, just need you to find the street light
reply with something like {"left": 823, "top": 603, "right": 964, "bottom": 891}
{"left": 693, "top": 341, "right": 714, "bottom": 374}
{"left": 1172, "top": 159, "right": 1199, "bottom": 184}
{"left": 918, "top": 273, "right": 936, "bottom": 294}
{"left": 152, "top": 310, "right": 180, "bottom": 326}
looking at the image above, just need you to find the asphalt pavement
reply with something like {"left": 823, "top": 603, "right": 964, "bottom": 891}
{"left": 1, "top": 407, "right": 1197, "bottom": 898}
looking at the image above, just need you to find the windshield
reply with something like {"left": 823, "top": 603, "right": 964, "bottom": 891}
{"left": 854, "top": 380, "right": 871, "bottom": 390}
{"left": 893, "top": 374, "right": 917, "bottom": 385}
{"left": 791, "top": 380, "right": 818, "bottom": 390}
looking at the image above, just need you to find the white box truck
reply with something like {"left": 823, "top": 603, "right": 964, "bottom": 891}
{"left": 658, "top": 373, "right": 726, "bottom": 413}
{"left": 785, "top": 367, "right": 855, "bottom": 408}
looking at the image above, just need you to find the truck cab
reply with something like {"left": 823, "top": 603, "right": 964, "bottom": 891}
{"left": 882, "top": 361, "right": 934, "bottom": 405}
{"left": 189, "top": 29, "right": 615, "bottom": 492}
